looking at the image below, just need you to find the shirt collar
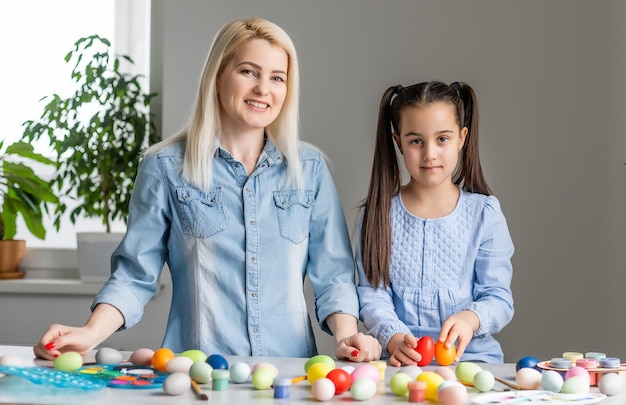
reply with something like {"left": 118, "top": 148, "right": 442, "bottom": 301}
{"left": 216, "top": 136, "right": 285, "bottom": 167}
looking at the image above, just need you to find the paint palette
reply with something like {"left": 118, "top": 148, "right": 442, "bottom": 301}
{"left": 0, "top": 365, "right": 106, "bottom": 390}
{"left": 537, "top": 360, "right": 626, "bottom": 373}
{"left": 471, "top": 390, "right": 606, "bottom": 404}
{"left": 77, "top": 364, "right": 168, "bottom": 389}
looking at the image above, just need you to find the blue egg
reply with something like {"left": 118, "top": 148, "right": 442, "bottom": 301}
{"left": 516, "top": 355, "right": 541, "bottom": 371}
{"left": 206, "top": 354, "right": 229, "bottom": 370}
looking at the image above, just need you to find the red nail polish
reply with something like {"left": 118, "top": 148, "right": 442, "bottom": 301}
{"left": 45, "top": 342, "right": 55, "bottom": 350}
{"left": 53, "top": 353, "right": 59, "bottom": 358}
{"left": 351, "top": 349, "right": 359, "bottom": 357}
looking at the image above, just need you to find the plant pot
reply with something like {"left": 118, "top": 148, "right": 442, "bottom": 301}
{"left": 0, "top": 239, "right": 26, "bottom": 279}
{"left": 77, "top": 232, "right": 124, "bottom": 283}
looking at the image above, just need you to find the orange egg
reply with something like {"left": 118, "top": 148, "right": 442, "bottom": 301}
{"left": 151, "top": 347, "right": 175, "bottom": 372}
{"left": 434, "top": 340, "right": 457, "bottom": 366}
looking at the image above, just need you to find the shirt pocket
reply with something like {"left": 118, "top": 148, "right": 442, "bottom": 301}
{"left": 176, "top": 186, "right": 226, "bottom": 238}
{"left": 273, "top": 190, "right": 314, "bottom": 244}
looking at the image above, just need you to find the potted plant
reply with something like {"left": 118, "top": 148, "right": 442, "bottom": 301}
{"left": 20, "top": 34, "right": 159, "bottom": 282}
{"left": 0, "top": 140, "right": 59, "bottom": 279}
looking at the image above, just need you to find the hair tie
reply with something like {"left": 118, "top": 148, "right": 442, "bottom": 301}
{"left": 451, "top": 82, "right": 461, "bottom": 95}
{"left": 395, "top": 84, "right": 404, "bottom": 94}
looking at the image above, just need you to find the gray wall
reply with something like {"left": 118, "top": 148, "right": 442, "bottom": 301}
{"left": 151, "top": 0, "right": 626, "bottom": 362}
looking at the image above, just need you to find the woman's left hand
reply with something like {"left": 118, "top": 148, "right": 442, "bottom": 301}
{"left": 336, "top": 332, "right": 382, "bottom": 362}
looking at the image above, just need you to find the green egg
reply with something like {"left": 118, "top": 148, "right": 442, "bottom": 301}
{"left": 473, "top": 370, "right": 495, "bottom": 392}
{"left": 54, "top": 351, "right": 83, "bottom": 372}
{"left": 561, "top": 376, "right": 589, "bottom": 394}
{"left": 455, "top": 361, "right": 483, "bottom": 383}
{"left": 390, "top": 372, "right": 413, "bottom": 396}
{"left": 189, "top": 361, "right": 213, "bottom": 383}
{"left": 180, "top": 349, "right": 207, "bottom": 363}
{"left": 304, "top": 354, "right": 335, "bottom": 373}
{"left": 252, "top": 368, "right": 274, "bottom": 390}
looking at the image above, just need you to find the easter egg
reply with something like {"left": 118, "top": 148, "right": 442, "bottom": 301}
{"left": 350, "top": 364, "right": 380, "bottom": 384}
{"left": 180, "top": 349, "right": 207, "bottom": 363}
{"left": 326, "top": 368, "right": 351, "bottom": 394}
{"left": 189, "top": 361, "right": 213, "bottom": 383}
{"left": 415, "top": 336, "right": 435, "bottom": 366}
{"left": 304, "top": 354, "right": 335, "bottom": 373}
{"left": 129, "top": 348, "right": 154, "bottom": 366}
{"left": 561, "top": 375, "right": 590, "bottom": 394}
{"left": 152, "top": 347, "right": 175, "bottom": 372}
{"left": 565, "top": 366, "right": 590, "bottom": 384}
{"left": 398, "top": 365, "right": 422, "bottom": 379}
{"left": 312, "top": 377, "right": 335, "bottom": 401}
{"left": 389, "top": 372, "right": 412, "bottom": 396}
{"left": 166, "top": 356, "right": 194, "bottom": 374}
{"left": 54, "top": 351, "right": 83, "bottom": 372}
{"left": 95, "top": 347, "right": 123, "bottom": 365}
{"left": 416, "top": 371, "right": 445, "bottom": 401}
{"left": 0, "top": 355, "right": 23, "bottom": 366}
{"left": 163, "top": 372, "right": 191, "bottom": 396}
{"left": 438, "top": 381, "right": 468, "bottom": 405}
{"left": 229, "top": 362, "right": 251, "bottom": 383}
{"left": 434, "top": 366, "right": 457, "bottom": 381}
{"left": 307, "top": 362, "right": 332, "bottom": 384}
{"left": 252, "top": 367, "right": 275, "bottom": 390}
{"left": 541, "top": 370, "right": 564, "bottom": 392}
{"left": 473, "top": 370, "right": 495, "bottom": 392}
{"left": 206, "top": 354, "right": 229, "bottom": 370}
{"left": 434, "top": 340, "right": 456, "bottom": 366}
{"left": 516, "top": 367, "right": 542, "bottom": 389}
{"left": 350, "top": 377, "right": 377, "bottom": 401}
{"left": 251, "top": 362, "right": 278, "bottom": 377}
{"left": 455, "top": 361, "right": 482, "bottom": 383}
{"left": 516, "top": 355, "right": 540, "bottom": 371}
{"left": 341, "top": 365, "right": 355, "bottom": 375}
{"left": 599, "top": 372, "right": 623, "bottom": 396}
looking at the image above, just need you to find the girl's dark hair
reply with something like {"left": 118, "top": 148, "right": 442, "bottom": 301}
{"left": 359, "top": 81, "right": 491, "bottom": 288}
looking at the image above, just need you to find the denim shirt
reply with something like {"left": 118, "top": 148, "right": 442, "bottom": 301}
{"left": 93, "top": 139, "right": 359, "bottom": 357}
{"left": 356, "top": 189, "right": 514, "bottom": 363}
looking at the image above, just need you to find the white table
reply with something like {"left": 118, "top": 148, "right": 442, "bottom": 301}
{"left": 0, "top": 345, "right": 623, "bottom": 404}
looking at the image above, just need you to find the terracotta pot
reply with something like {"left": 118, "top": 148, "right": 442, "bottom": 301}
{"left": 0, "top": 239, "right": 26, "bottom": 275}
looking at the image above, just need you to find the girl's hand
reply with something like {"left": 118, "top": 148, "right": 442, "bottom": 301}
{"left": 438, "top": 310, "right": 480, "bottom": 361}
{"left": 387, "top": 333, "right": 422, "bottom": 367}
{"left": 336, "top": 332, "right": 382, "bottom": 362}
{"left": 33, "top": 324, "right": 99, "bottom": 360}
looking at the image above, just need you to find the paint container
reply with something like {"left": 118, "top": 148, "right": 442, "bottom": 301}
{"left": 408, "top": 380, "right": 427, "bottom": 403}
{"left": 273, "top": 377, "right": 291, "bottom": 399}
{"left": 212, "top": 369, "right": 229, "bottom": 391}
{"left": 550, "top": 357, "right": 572, "bottom": 379}
{"left": 562, "top": 352, "right": 584, "bottom": 366}
{"left": 576, "top": 358, "right": 599, "bottom": 386}
{"left": 369, "top": 360, "right": 387, "bottom": 383}
{"left": 585, "top": 352, "right": 606, "bottom": 362}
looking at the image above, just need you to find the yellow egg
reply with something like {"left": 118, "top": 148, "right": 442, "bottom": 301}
{"left": 416, "top": 371, "right": 445, "bottom": 401}
{"left": 307, "top": 362, "right": 333, "bottom": 385}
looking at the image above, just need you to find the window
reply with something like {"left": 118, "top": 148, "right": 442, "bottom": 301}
{"left": 0, "top": 0, "right": 150, "bottom": 248}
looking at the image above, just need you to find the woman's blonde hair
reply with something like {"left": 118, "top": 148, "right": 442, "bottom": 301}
{"left": 148, "top": 17, "right": 302, "bottom": 190}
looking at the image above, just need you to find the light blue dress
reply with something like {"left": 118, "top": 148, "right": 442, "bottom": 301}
{"left": 356, "top": 189, "right": 514, "bottom": 362}
{"left": 93, "top": 139, "right": 358, "bottom": 357}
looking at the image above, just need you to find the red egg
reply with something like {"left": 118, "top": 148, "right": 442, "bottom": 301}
{"left": 326, "top": 368, "right": 352, "bottom": 395}
{"left": 415, "top": 336, "right": 435, "bottom": 366}
{"left": 434, "top": 340, "right": 457, "bottom": 366}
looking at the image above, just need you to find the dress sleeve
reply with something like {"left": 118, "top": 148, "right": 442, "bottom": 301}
{"left": 91, "top": 152, "right": 171, "bottom": 330}
{"left": 465, "top": 195, "right": 515, "bottom": 337}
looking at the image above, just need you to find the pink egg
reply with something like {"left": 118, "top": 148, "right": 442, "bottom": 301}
{"left": 251, "top": 362, "right": 279, "bottom": 377}
{"left": 129, "top": 348, "right": 154, "bottom": 366}
{"left": 438, "top": 382, "right": 468, "bottom": 405}
{"left": 434, "top": 366, "right": 457, "bottom": 381}
{"left": 565, "top": 366, "right": 590, "bottom": 384}
{"left": 350, "top": 364, "right": 380, "bottom": 384}
{"left": 312, "top": 377, "right": 335, "bottom": 401}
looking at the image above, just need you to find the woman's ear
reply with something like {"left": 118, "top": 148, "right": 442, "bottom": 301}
{"left": 392, "top": 132, "right": 403, "bottom": 154}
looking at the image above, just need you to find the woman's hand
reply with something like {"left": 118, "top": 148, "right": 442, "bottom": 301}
{"left": 33, "top": 324, "right": 100, "bottom": 360}
{"left": 438, "top": 310, "right": 479, "bottom": 361}
{"left": 387, "top": 333, "right": 422, "bottom": 367}
{"left": 335, "top": 332, "right": 382, "bottom": 362}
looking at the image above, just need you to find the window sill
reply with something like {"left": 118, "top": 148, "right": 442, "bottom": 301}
{"left": 0, "top": 248, "right": 165, "bottom": 296}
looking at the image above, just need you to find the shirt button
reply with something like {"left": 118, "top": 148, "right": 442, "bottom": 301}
{"left": 251, "top": 257, "right": 256, "bottom": 262}
{"left": 253, "top": 328, "right": 258, "bottom": 333}
{"left": 235, "top": 163, "right": 240, "bottom": 167}
{"left": 246, "top": 187, "right": 251, "bottom": 192}
{"left": 251, "top": 292, "right": 257, "bottom": 297}
{"left": 250, "top": 220, "right": 255, "bottom": 225}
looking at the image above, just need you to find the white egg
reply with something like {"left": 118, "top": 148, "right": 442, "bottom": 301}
{"left": 515, "top": 368, "right": 542, "bottom": 389}
{"left": 229, "top": 362, "right": 251, "bottom": 383}
{"left": 398, "top": 365, "right": 423, "bottom": 379}
{"left": 163, "top": 372, "right": 191, "bottom": 396}
{"left": 95, "top": 347, "right": 123, "bottom": 365}
{"left": 0, "top": 355, "right": 24, "bottom": 366}
{"left": 166, "top": 356, "right": 194, "bottom": 374}
{"left": 129, "top": 348, "right": 154, "bottom": 366}
{"left": 599, "top": 373, "right": 623, "bottom": 396}
{"left": 312, "top": 377, "right": 335, "bottom": 401}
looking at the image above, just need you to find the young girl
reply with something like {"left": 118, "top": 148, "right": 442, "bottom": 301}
{"left": 356, "top": 81, "right": 514, "bottom": 366}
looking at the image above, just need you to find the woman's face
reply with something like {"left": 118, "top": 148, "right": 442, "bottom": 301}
{"left": 217, "top": 38, "right": 288, "bottom": 137}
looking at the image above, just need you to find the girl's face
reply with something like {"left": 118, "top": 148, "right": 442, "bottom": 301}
{"left": 217, "top": 38, "right": 288, "bottom": 137}
{"left": 393, "top": 102, "right": 467, "bottom": 190}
